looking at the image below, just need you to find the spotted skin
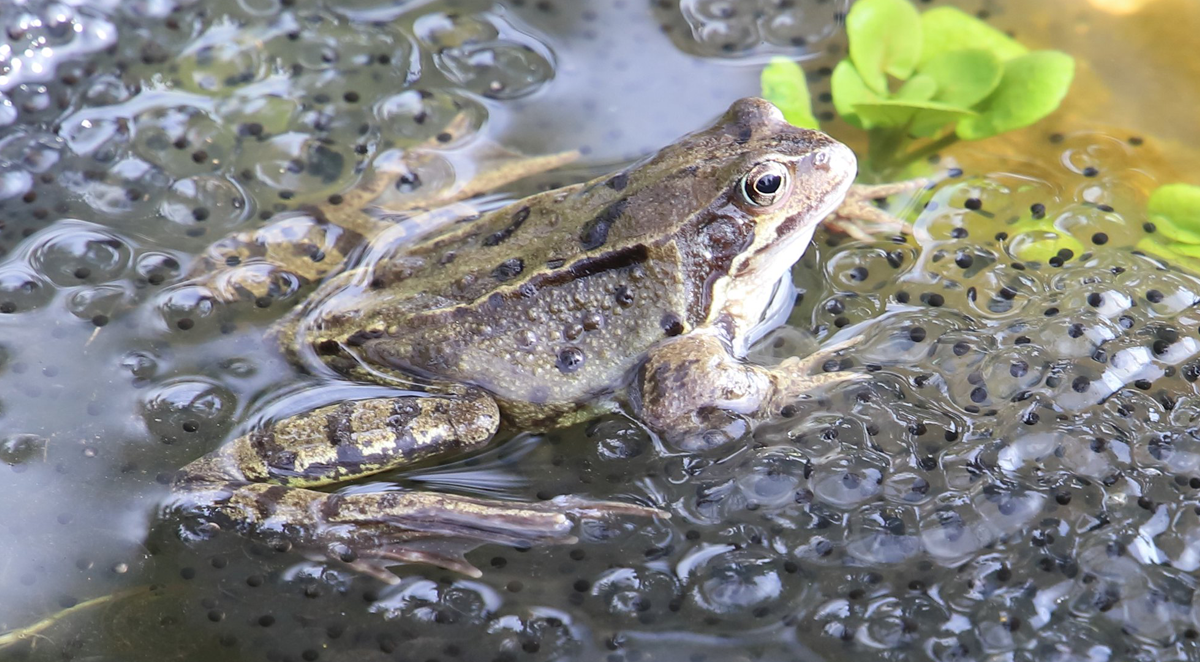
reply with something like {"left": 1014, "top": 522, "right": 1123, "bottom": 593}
{"left": 178, "top": 98, "right": 875, "bottom": 580}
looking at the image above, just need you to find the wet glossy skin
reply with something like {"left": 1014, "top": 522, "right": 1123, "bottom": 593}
{"left": 175, "top": 98, "right": 864, "bottom": 581}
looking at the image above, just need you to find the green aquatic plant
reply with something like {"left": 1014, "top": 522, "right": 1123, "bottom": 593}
{"left": 1137, "top": 183, "right": 1200, "bottom": 266}
{"left": 762, "top": 0, "right": 1076, "bottom": 174}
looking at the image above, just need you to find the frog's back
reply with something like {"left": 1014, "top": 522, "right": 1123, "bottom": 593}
{"left": 297, "top": 166, "right": 708, "bottom": 410}
{"left": 285, "top": 97, "right": 834, "bottom": 414}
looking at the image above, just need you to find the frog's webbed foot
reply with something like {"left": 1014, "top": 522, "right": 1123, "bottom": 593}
{"left": 826, "top": 179, "right": 934, "bottom": 240}
{"left": 182, "top": 212, "right": 364, "bottom": 304}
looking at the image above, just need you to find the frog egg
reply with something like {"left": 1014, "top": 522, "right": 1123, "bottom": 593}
{"left": 811, "top": 457, "right": 883, "bottom": 509}
{"left": 1, "top": 129, "right": 65, "bottom": 178}
{"left": 66, "top": 284, "right": 127, "bottom": 324}
{"left": 0, "top": 3, "right": 116, "bottom": 97}
{"left": 121, "top": 349, "right": 159, "bottom": 383}
{"left": 81, "top": 73, "right": 132, "bottom": 108}
{"left": 140, "top": 377, "right": 236, "bottom": 445}
{"left": 157, "top": 175, "right": 249, "bottom": 241}
{"left": 1055, "top": 130, "right": 1133, "bottom": 181}
{"left": 57, "top": 113, "right": 130, "bottom": 161}
{"left": 0, "top": 265, "right": 54, "bottom": 314}
{"left": 131, "top": 105, "right": 236, "bottom": 177}
{"left": 26, "top": 221, "right": 131, "bottom": 287}
{"left": 759, "top": 0, "right": 843, "bottom": 48}
{"left": 590, "top": 565, "right": 680, "bottom": 621}
{"left": 417, "top": 12, "right": 553, "bottom": 100}
{"left": 824, "top": 244, "right": 916, "bottom": 291}
{"left": 973, "top": 344, "right": 1051, "bottom": 402}
{"left": 413, "top": 12, "right": 501, "bottom": 54}
{"left": 811, "top": 291, "right": 882, "bottom": 332}
{"left": 1114, "top": 268, "right": 1200, "bottom": 317}
{"left": 843, "top": 503, "right": 921, "bottom": 565}
{"left": 239, "top": 132, "right": 354, "bottom": 195}
{"left": 685, "top": 548, "right": 783, "bottom": 616}
{"left": 854, "top": 309, "right": 970, "bottom": 368}
{"left": 0, "top": 433, "right": 47, "bottom": 467}
{"left": 857, "top": 594, "right": 949, "bottom": 652}
{"left": 152, "top": 283, "right": 221, "bottom": 333}
{"left": 376, "top": 89, "right": 485, "bottom": 146}
{"left": 584, "top": 416, "right": 649, "bottom": 461}
{"left": 881, "top": 471, "right": 935, "bottom": 505}
{"left": 174, "top": 26, "right": 268, "bottom": 93}
{"left": 133, "top": 252, "right": 182, "bottom": 289}
{"left": 733, "top": 447, "right": 809, "bottom": 511}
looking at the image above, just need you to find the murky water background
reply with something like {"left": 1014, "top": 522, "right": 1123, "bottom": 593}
{"left": 3, "top": 0, "right": 1200, "bottom": 660}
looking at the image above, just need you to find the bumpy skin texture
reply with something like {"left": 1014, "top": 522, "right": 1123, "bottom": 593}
{"left": 176, "top": 98, "right": 862, "bottom": 580}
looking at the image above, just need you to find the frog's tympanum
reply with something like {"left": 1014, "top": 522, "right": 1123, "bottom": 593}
{"left": 175, "top": 98, "right": 894, "bottom": 581}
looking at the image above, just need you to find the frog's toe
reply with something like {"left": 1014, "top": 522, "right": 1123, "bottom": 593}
{"left": 786, "top": 334, "right": 867, "bottom": 375}
{"left": 545, "top": 494, "right": 669, "bottom": 520}
{"left": 343, "top": 543, "right": 490, "bottom": 581}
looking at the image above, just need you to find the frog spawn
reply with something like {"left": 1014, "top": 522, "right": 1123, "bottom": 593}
{"left": 5, "top": 1, "right": 1200, "bottom": 662}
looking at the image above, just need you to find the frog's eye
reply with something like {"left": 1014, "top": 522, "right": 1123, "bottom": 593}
{"left": 740, "top": 162, "right": 790, "bottom": 208}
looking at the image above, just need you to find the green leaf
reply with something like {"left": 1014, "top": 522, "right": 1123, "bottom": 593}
{"left": 956, "top": 51, "right": 1075, "bottom": 140}
{"left": 831, "top": 59, "right": 882, "bottom": 129}
{"left": 853, "top": 99, "right": 974, "bottom": 130}
{"left": 1151, "top": 212, "right": 1200, "bottom": 244}
{"left": 1137, "top": 238, "right": 1200, "bottom": 266}
{"left": 919, "top": 6, "right": 1027, "bottom": 66}
{"left": 1148, "top": 183, "right": 1200, "bottom": 231}
{"left": 921, "top": 49, "right": 1003, "bottom": 108}
{"left": 896, "top": 74, "right": 937, "bottom": 102}
{"left": 846, "top": 0, "right": 923, "bottom": 95}
{"left": 761, "top": 57, "right": 820, "bottom": 130}
{"left": 1161, "top": 241, "right": 1200, "bottom": 259}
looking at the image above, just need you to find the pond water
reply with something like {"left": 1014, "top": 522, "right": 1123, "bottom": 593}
{"left": 3, "top": 0, "right": 1200, "bottom": 660}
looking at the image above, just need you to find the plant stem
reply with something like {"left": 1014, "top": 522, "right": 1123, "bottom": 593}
{"left": 891, "top": 133, "right": 961, "bottom": 171}
{"left": 0, "top": 586, "right": 156, "bottom": 650}
{"left": 865, "top": 128, "right": 905, "bottom": 173}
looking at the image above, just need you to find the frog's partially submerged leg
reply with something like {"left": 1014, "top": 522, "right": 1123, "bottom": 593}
{"left": 184, "top": 114, "right": 578, "bottom": 303}
{"left": 179, "top": 483, "right": 657, "bottom": 581}
{"left": 634, "top": 333, "right": 866, "bottom": 447}
{"left": 825, "top": 179, "right": 933, "bottom": 239}
{"left": 175, "top": 389, "right": 660, "bottom": 580}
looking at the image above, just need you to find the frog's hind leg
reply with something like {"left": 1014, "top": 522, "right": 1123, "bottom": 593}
{"left": 183, "top": 113, "right": 577, "bottom": 304}
{"left": 179, "top": 388, "right": 503, "bottom": 488}
{"left": 175, "top": 389, "right": 661, "bottom": 580}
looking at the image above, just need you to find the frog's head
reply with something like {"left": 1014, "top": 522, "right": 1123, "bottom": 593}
{"left": 658, "top": 97, "right": 857, "bottom": 339}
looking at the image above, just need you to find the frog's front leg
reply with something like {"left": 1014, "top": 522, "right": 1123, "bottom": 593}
{"left": 174, "top": 389, "right": 658, "bottom": 580}
{"left": 633, "top": 333, "right": 866, "bottom": 448}
{"left": 825, "top": 179, "right": 934, "bottom": 240}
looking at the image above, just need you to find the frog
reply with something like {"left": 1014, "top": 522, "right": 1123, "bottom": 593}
{"left": 172, "top": 97, "right": 921, "bottom": 582}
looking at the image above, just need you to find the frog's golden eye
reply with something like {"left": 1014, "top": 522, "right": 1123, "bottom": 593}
{"left": 740, "top": 162, "right": 790, "bottom": 208}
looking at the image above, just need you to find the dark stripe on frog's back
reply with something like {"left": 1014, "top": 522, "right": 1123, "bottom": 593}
{"left": 391, "top": 158, "right": 728, "bottom": 310}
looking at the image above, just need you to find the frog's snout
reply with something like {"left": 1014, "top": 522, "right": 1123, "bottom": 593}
{"left": 815, "top": 140, "right": 858, "bottom": 182}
